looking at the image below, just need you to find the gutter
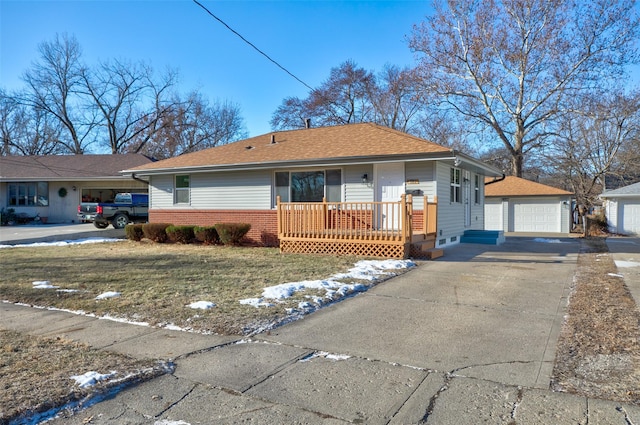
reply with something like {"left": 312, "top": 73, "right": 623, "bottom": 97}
{"left": 131, "top": 173, "right": 150, "bottom": 185}
{"left": 485, "top": 174, "right": 506, "bottom": 185}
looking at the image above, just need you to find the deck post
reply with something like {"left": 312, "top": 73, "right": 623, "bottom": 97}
{"left": 276, "top": 195, "right": 282, "bottom": 238}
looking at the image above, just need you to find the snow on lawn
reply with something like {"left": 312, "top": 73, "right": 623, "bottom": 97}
{"left": 0, "top": 237, "right": 123, "bottom": 249}
{"left": 32, "top": 280, "right": 59, "bottom": 289}
{"left": 187, "top": 301, "right": 216, "bottom": 310}
{"left": 240, "top": 259, "right": 415, "bottom": 310}
{"left": 70, "top": 371, "right": 116, "bottom": 389}
{"left": 95, "top": 291, "right": 121, "bottom": 300}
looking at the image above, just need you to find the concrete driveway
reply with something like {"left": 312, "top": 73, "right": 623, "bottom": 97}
{"left": 0, "top": 223, "right": 124, "bottom": 245}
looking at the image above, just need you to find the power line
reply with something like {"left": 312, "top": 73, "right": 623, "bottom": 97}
{"left": 192, "top": 0, "right": 314, "bottom": 92}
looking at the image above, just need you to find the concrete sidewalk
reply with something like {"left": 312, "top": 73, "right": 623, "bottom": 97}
{"left": 3, "top": 237, "right": 640, "bottom": 424}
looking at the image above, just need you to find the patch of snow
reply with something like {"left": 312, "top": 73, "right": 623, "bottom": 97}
{"left": 239, "top": 259, "right": 414, "bottom": 309}
{"left": 95, "top": 291, "right": 121, "bottom": 300}
{"left": 608, "top": 273, "right": 624, "bottom": 278}
{"left": 56, "top": 289, "right": 80, "bottom": 293}
{"left": 615, "top": 260, "right": 640, "bottom": 268}
{"left": 70, "top": 371, "right": 116, "bottom": 389}
{"left": 154, "top": 420, "right": 191, "bottom": 425}
{"left": 163, "top": 324, "right": 186, "bottom": 331}
{"left": 300, "top": 351, "right": 351, "bottom": 362}
{"left": 240, "top": 298, "right": 275, "bottom": 308}
{"left": 32, "top": 280, "right": 59, "bottom": 289}
{"left": 0, "top": 237, "right": 122, "bottom": 249}
{"left": 187, "top": 301, "right": 216, "bottom": 310}
{"left": 533, "top": 238, "right": 564, "bottom": 243}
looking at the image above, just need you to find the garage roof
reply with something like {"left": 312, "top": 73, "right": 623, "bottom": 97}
{"left": 601, "top": 181, "right": 640, "bottom": 198}
{"left": 485, "top": 176, "right": 573, "bottom": 197}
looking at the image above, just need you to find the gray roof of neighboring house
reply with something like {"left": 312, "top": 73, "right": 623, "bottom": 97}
{"left": 600, "top": 181, "right": 640, "bottom": 198}
{"left": 0, "top": 154, "right": 154, "bottom": 181}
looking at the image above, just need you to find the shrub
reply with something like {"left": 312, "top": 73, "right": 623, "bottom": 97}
{"left": 125, "top": 224, "right": 145, "bottom": 241}
{"left": 214, "top": 223, "right": 251, "bottom": 245}
{"left": 194, "top": 226, "right": 220, "bottom": 245}
{"left": 166, "top": 225, "right": 196, "bottom": 244}
{"left": 142, "top": 223, "right": 171, "bottom": 243}
{"left": 0, "top": 208, "right": 17, "bottom": 226}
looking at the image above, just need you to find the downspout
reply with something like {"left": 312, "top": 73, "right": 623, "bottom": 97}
{"left": 132, "top": 173, "right": 149, "bottom": 186}
{"left": 485, "top": 174, "right": 506, "bottom": 185}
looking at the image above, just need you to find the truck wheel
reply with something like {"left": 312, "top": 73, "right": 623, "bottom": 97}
{"left": 93, "top": 221, "right": 109, "bottom": 229}
{"left": 112, "top": 213, "right": 129, "bottom": 229}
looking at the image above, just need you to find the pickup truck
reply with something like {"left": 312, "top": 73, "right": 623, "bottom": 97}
{"left": 77, "top": 193, "right": 149, "bottom": 229}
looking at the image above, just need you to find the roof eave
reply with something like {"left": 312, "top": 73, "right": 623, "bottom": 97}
{"left": 123, "top": 152, "right": 465, "bottom": 176}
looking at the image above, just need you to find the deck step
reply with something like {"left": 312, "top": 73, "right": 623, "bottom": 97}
{"left": 409, "top": 242, "right": 442, "bottom": 260}
{"left": 424, "top": 248, "right": 444, "bottom": 259}
{"left": 460, "top": 230, "right": 505, "bottom": 245}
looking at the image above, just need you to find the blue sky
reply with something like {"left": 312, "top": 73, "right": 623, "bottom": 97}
{"left": 1, "top": 0, "right": 433, "bottom": 137}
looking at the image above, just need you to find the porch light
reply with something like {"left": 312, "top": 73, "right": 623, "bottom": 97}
{"left": 362, "top": 173, "right": 368, "bottom": 183}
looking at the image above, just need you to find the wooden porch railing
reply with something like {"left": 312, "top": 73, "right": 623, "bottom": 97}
{"left": 277, "top": 194, "right": 437, "bottom": 257}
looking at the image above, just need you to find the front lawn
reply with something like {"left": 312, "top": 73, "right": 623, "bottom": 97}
{"left": 0, "top": 241, "right": 396, "bottom": 335}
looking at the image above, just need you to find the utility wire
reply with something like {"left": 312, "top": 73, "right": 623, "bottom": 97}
{"left": 192, "top": 0, "right": 314, "bottom": 92}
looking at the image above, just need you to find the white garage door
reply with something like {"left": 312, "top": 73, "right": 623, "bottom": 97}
{"left": 620, "top": 201, "right": 640, "bottom": 235}
{"left": 513, "top": 199, "right": 560, "bottom": 232}
{"left": 484, "top": 200, "right": 503, "bottom": 231}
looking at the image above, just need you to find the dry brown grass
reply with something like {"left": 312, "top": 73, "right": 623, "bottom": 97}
{"left": 0, "top": 241, "right": 363, "bottom": 335}
{"left": 552, "top": 237, "right": 640, "bottom": 404}
{"left": 0, "top": 329, "right": 165, "bottom": 423}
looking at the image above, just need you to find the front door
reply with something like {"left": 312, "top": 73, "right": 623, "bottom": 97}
{"left": 464, "top": 170, "right": 471, "bottom": 227}
{"left": 375, "top": 162, "right": 405, "bottom": 229}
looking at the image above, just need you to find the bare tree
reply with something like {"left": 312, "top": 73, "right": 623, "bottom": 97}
{"left": 130, "top": 93, "right": 247, "bottom": 159}
{"left": 0, "top": 89, "right": 64, "bottom": 155}
{"left": 271, "top": 60, "right": 376, "bottom": 129}
{"left": 22, "top": 33, "right": 97, "bottom": 153}
{"left": 409, "top": 0, "right": 639, "bottom": 177}
{"left": 370, "top": 65, "right": 424, "bottom": 133}
{"left": 0, "top": 89, "right": 22, "bottom": 155}
{"left": 82, "top": 59, "right": 178, "bottom": 153}
{"left": 547, "top": 89, "right": 640, "bottom": 208}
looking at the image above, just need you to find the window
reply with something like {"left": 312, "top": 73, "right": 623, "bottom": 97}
{"left": 275, "top": 169, "right": 342, "bottom": 203}
{"left": 175, "top": 175, "right": 190, "bottom": 204}
{"left": 450, "top": 168, "right": 461, "bottom": 203}
{"left": 8, "top": 182, "right": 48, "bottom": 206}
{"left": 474, "top": 175, "right": 480, "bottom": 204}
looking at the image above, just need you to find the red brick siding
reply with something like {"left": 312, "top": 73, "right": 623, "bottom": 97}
{"left": 149, "top": 209, "right": 279, "bottom": 247}
{"left": 412, "top": 210, "right": 424, "bottom": 232}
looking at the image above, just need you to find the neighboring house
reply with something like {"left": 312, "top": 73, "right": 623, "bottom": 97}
{"left": 601, "top": 181, "right": 640, "bottom": 235}
{"left": 484, "top": 176, "right": 573, "bottom": 233}
{"left": 125, "top": 123, "right": 502, "bottom": 254}
{"left": 0, "top": 154, "right": 153, "bottom": 224}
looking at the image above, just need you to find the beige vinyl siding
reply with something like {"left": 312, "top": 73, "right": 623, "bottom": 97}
{"left": 435, "top": 162, "right": 465, "bottom": 245}
{"left": 191, "top": 170, "right": 271, "bottom": 209}
{"left": 344, "top": 165, "right": 374, "bottom": 202}
{"left": 149, "top": 175, "right": 174, "bottom": 208}
{"left": 405, "top": 161, "right": 436, "bottom": 210}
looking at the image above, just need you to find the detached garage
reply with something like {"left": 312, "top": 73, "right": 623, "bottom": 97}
{"left": 601, "top": 182, "right": 640, "bottom": 236}
{"left": 485, "top": 176, "right": 573, "bottom": 233}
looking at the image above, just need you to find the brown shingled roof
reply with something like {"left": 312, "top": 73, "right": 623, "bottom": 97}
{"left": 130, "top": 123, "right": 453, "bottom": 171}
{"left": 0, "top": 154, "right": 154, "bottom": 180}
{"left": 485, "top": 176, "right": 573, "bottom": 197}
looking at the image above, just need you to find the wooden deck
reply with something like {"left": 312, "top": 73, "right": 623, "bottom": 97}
{"left": 277, "top": 195, "right": 438, "bottom": 259}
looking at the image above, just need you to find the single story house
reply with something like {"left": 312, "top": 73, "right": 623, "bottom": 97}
{"left": 0, "top": 154, "right": 153, "bottom": 224}
{"left": 484, "top": 176, "right": 573, "bottom": 233}
{"left": 125, "top": 123, "right": 502, "bottom": 257}
{"left": 601, "top": 181, "right": 640, "bottom": 235}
